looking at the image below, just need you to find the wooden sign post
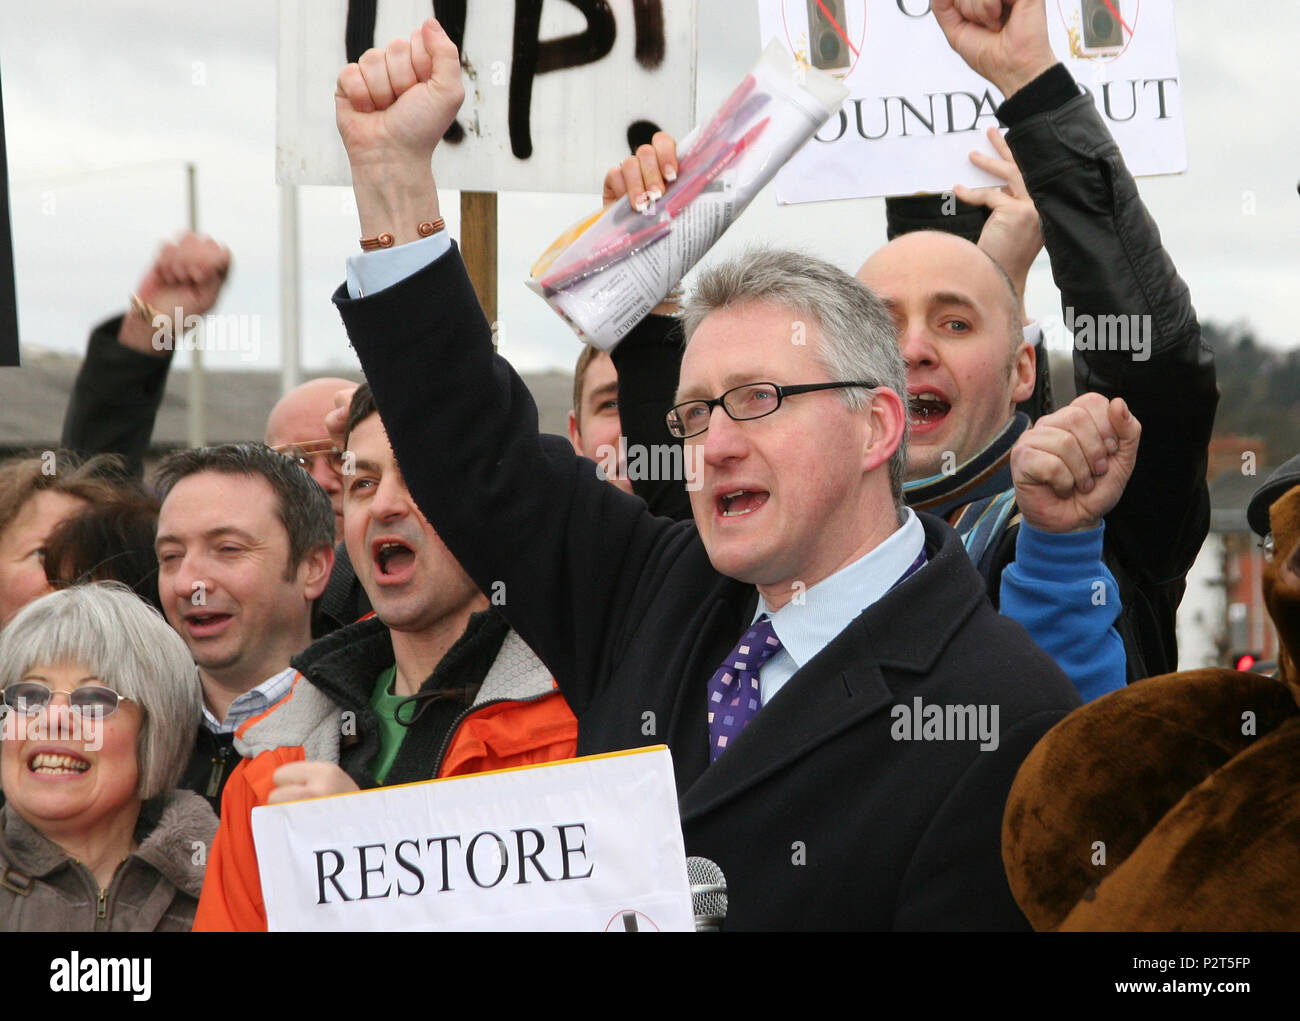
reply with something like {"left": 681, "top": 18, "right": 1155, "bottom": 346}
{"left": 460, "top": 190, "right": 498, "bottom": 329}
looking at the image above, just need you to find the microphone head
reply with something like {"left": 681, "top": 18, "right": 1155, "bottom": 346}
{"left": 686, "top": 856, "right": 728, "bottom": 931}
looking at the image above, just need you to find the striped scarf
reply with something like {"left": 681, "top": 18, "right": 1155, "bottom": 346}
{"left": 902, "top": 413, "right": 1029, "bottom": 577}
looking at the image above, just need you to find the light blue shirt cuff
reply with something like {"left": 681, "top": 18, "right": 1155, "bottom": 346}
{"left": 345, "top": 230, "right": 452, "bottom": 299}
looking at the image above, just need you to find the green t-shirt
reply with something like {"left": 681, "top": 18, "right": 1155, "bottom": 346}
{"left": 369, "top": 664, "right": 409, "bottom": 785}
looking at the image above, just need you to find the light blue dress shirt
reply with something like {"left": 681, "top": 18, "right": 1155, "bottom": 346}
{"left": 751, "top": 507, "right": 926, "bottom": 707}
{"left": 201, "top": 666, "right": 297, "bottom": 735}
{"left": 346, "top": 230, "right": 452, "bottom": 299}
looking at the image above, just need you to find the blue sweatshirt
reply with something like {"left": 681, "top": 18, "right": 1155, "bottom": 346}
{"left": 1000, "top": 520, "right": 1126, "bottom": 703}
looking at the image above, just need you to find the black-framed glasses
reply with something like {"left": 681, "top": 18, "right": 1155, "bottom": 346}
{"left": 1, "top": 681, "right": 135, "bottom": 719}
{"left": 271, "top": 440, "right": 345, "bottom": 478}
{"left": 666, "top": 380, "right": 878, "bottom": 439}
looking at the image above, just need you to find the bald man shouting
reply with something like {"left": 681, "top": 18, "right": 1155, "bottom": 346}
{"left": 869, "top": 0, "right": 1216, "bottom": 686}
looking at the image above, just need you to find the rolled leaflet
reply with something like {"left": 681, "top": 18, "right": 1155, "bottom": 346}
{"left": 528, "top": 40, "right": 848, "bottom": 351}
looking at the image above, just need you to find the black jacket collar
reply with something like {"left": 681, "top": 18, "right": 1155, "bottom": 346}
{"left": 679, "top": 513, "right": 985, "bottom": 821}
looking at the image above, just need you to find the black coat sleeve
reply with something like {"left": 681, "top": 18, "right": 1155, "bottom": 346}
{"left": 1004, "top": 83, "right": 1217, "bottom": 677}
{"left": 609, "top": 314, "right": 692, "bottom": 522}
{"left": 335, "top": 246, "right": 688, "bottom": 717}
{"left": 60, "top": 315, "right": 173, "bottom": 478}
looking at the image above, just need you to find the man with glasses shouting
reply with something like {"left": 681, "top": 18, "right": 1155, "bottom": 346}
{"left": 330, "top": 18, "right": 1081, "bottom": 929}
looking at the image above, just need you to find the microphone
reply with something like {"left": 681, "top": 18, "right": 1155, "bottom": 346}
{"left": 687, "top": 856, "right": 728, "bottom": 931}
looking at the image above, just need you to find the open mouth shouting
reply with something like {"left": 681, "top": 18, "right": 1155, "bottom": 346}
{"left": 717, "top": 489, "right": 770, "bottom": 518}
{"left": 372, "top": 537, "right": 418, "bottom": 584}
{"left": 907, "top": 389, "right": 951, "bottom": 434}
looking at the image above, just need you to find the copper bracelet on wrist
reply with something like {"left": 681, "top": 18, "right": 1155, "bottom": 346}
{"left": 359, "top": 217, "right": 445, "bottom": 251}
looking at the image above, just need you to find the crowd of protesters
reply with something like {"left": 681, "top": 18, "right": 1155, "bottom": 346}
{"left": 1, "top": 0, "right": 1295, "bottom": 932}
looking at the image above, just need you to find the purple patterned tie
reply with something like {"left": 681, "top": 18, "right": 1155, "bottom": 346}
{"left": 706, "top": 615, "right": 783, "bottom": 763}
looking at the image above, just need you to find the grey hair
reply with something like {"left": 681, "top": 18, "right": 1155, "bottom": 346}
{"left": 0, "top": 583, "right": 200, "bottom": 800}
{"left": 682, "top": 247, "right": 909, "bottom": 505}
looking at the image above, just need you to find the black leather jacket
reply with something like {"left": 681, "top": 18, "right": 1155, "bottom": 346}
{"left": 998, "top": 69, "right": 1218, "bottom": 681}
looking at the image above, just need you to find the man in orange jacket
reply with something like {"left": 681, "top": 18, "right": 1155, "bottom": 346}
{"left": 192, "top": 385, "right": 576, "bottom": 931}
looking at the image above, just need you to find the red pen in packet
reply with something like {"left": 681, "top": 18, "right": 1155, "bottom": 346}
{"left": 528, "top": 41, "right": 848, "bottom": 351}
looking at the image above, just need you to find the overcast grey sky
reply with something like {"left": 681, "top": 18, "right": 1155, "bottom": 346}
{"left": 2, "top": 0, "right": 1297, "bottom": 378}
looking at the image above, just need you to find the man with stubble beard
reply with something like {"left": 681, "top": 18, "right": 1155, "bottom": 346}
{"left": 192, "top": 385, "right": 575, "bottom": 931}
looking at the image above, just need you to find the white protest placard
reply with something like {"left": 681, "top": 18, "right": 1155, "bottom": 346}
{"left": 756, "top": 0, "right": 1185, "bottom": 201}
{"left": 278, "top": 0, "right": 697, "bottom": 192}
{"left": 251, "top": 746, "right": 694, "bottom": 931}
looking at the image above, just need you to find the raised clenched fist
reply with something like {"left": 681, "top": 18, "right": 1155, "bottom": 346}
{"left": 120, "top": 231, "right": 231, "bottom": 356}
{"left": 1012, "top": 392, "right": 1141, "bottom": 534}
{"left": 931, "top": 0, "right": 1058, "bottom": 100}
{"left": 334, "top": 18, "right": 466, "bottom": 172}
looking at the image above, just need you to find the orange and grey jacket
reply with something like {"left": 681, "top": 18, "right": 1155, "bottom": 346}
{"left": 192, "top": 611, "right": 576, "bottom": 931}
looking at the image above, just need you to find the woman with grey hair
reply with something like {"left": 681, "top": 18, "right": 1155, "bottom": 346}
{"left": 0, "top": 583, "right": 216, "bottom": 930}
